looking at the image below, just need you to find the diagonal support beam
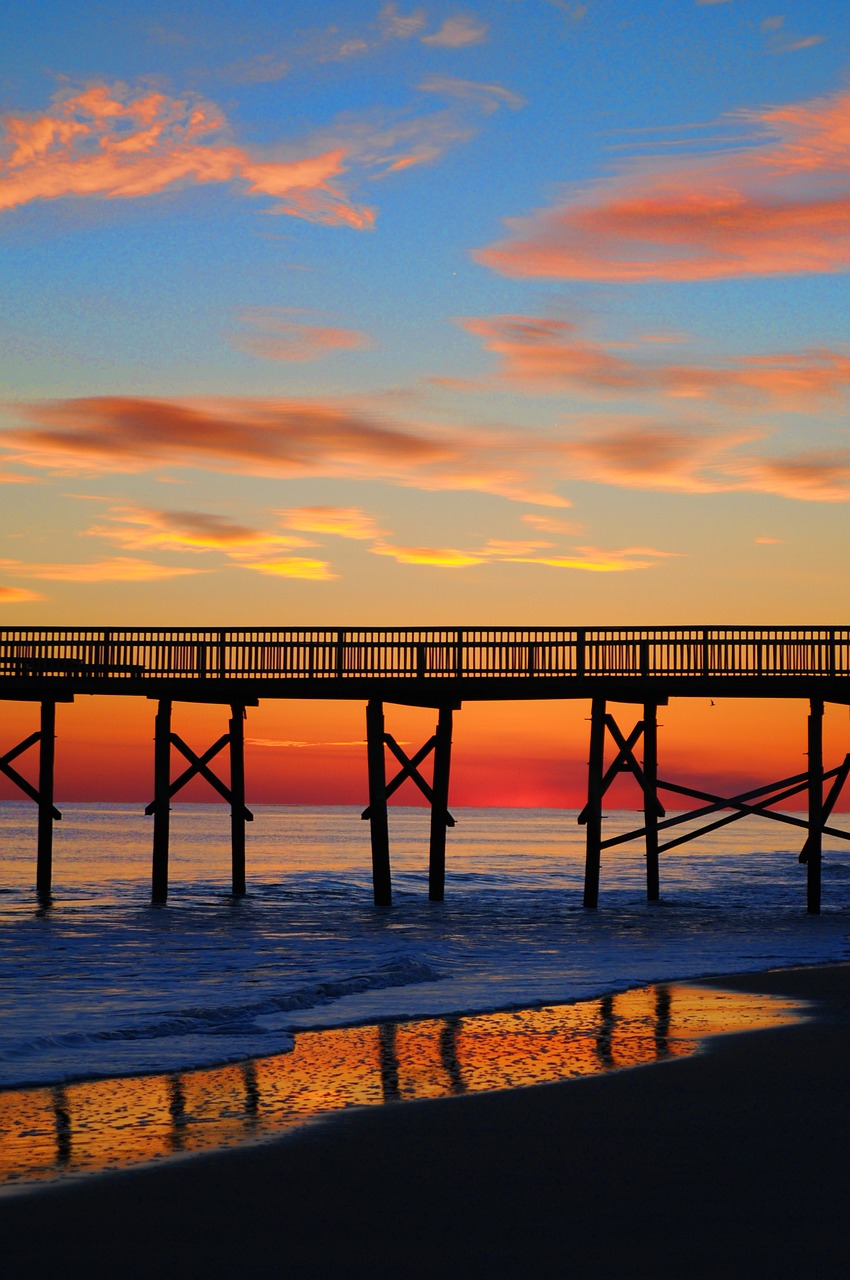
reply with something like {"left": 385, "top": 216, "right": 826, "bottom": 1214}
{"left": 145, "top": 732, "right": 253, "bottom": 819}
{"left": 361, "top": 735, "right": 455, "bottom": 825}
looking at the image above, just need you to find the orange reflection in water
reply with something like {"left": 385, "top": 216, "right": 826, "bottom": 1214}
{"left": 0, "top": 984, "right": 804, "bottom": 1190}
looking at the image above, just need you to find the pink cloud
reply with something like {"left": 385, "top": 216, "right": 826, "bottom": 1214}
{"left": 422, "top": 15, "right": 489, "bottom": 48}
{"left": 460, "top": 313, "right": 850, "bottom": 407}
{"left": 3, "top": 395, "right": 569, "bottom": 505}
{"left": 475, "top": 87, "right": 850, "bottom": 281}
{"left": 0, "top": 84, "right": 374, "bottom": 228}
{"left": 231, "top": 310, "right": 372, "bottom": 362}
{"left": 84, "top": 505, "right": 315, "bottom": 557}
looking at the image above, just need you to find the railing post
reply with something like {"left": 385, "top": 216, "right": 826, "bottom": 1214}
{"left": 807, "top": 697, "right": 824, "bottom": 914}
{"left": 36, "top": 701, "right": 56, "bottom": 901}
{"left": 428, "top": 706, "right": 453, "bottom": 903}
{"left": 576, "top": 629, "right": 586, "bottom": 678}
{"left": 366, "top": 699, "right": 391, "bottom": 906}
{"left": 336, "top": 630, "right": 345, "bottom": 679}
{"left": 151, "top": 699, "right": 172, "bottom": 905}
{"left": 583, "top": 697, "right": 606, "bottom": 908}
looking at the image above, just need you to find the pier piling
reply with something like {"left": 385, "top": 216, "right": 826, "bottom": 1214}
{"left": 366, "top": 699, "right": 392, "bottom": 906}
{"left": 428, "top": 706, "right": 453, "bottom": 902}
{"left": 151, "top": 699, "right": 172, "bottom": 905}
{"left": 807, "top": 697, "right": 824, "bottom": 915}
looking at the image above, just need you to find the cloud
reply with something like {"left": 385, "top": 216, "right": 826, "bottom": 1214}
{"left": 3, "top": 394, "right": 570, "bottom": 505}
{"left": 460, "top": 313, "right": 850, "bottom": 407}
{"left": 419, "top": 76, "right": 525, "bottom": 114}
{"left": 372, "top": 543, "right": 488, "bottom": 566}
{"left": 379, "top": 4, "right": 427, "bottom": 40}
{"left": 422, "top": 15, "right": 489, "bottom": 48}
{"left": 245, "top": 557, "right": 337, "bottom": 581}
{"left": 84, "top": 505, "right": 315, "bottom": 556}
{"left": 521, "top": 512, "right": 580, "bottom": 534}
{"left": 371, "top": 537, "right": 676, "bottom": 572}
{"left": 5, "top": 557, "right": 202, "bottom": 582}
{"left": 760, "top": 15, "right": 825, "bottom": 56}
{"left": 8, "top": 393, "right": 850, "bottom": 507}
{"left": 560, "top": 422, "right": 850, "bottom": 501}
{"left": 0, "top": 585, "right": 44, "bottom": 602}
{"left": 475, "top": 86, "right": 850, "bottom": 281}
{"left": 280, "top": 506, "right": 388, "bottom": 540}
{"left": 0, "top": 84, "right": 374, "bottom": 228}
{"left": 231, "top": 309, "right": 372, "bottom": 362}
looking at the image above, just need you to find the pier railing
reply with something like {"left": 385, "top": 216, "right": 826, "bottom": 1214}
{"left": 0, "top": 627, "right": 848, "bottom": 685}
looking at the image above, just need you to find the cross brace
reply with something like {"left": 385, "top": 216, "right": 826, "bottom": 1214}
{"left": 145, "top": 730, "right": 253, "bottom": 819}
{"left": 577, "top": 713, "right": 665, "bottom": 825}
{"left": 361, "top": 733, "right": 455, "bottom": 826}
{"left": 599, "top": 758, "right": 850, "bottom": 855}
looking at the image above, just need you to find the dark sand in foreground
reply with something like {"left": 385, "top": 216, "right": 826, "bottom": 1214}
{"left": 3, "top": 964, "right": 850, "bottom": 1278}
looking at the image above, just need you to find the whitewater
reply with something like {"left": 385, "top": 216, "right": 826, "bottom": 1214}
{"left": 1, "top": 802, "right": 849, "bottom": 1090}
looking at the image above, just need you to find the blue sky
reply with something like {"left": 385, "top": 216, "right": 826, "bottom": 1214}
{"left": 2, "top": 1, "right": 850, "bottom": 625}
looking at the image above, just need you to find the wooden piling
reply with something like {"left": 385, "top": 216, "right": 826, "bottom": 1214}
{"left": 151, "top": 699, "right": 172, "bottom": 905}
{"left": 366, "top": 699, "right": 392, "bottom": 906}
{"left": 807, "top": 697, "right": 824, "bottom": 914}
{"left": 643, "top": 702, "right": 660, "bottom": 902}
{"left": 36, "top": 701, "right": 56, "bottom": 900}
{"left": 428, "top": 706, "right": 453, "bottom": 902}
{"left": 229, "top": 704, "right": 246, "bottom": 896}
{"left": 583, "top": 696, "right": 606, "bottom": 908}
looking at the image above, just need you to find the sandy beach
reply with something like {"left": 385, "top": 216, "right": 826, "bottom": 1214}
{"left": 1, "top": 962, "right": 848, "bottom": 1279}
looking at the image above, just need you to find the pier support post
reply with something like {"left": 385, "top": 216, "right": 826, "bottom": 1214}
{"left": 428, "top": 706, "right": 453, "bottom": 902}
{"left": 583, "top": 696, "right": 606, "bottom": 908}
{"left": 229, "top": 704, "right": 246, "bottom": 897}
{"left": 151, "top": 699, "right": 172, "bottom": 905}
{"left": 807, "top": 697, "right": 824, "bottom": 915}
{"left": 36, "top": 701, "right": 56, "bottom": 901}
{"left": 643, "top": 701, "right": 660, "bottom": 902}
{"left": 366, "top": 699, "right": 392, "bottom": 906}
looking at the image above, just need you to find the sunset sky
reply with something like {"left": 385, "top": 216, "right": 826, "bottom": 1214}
{"left": 2, "top": 1, "right": 850, "bottom": 807}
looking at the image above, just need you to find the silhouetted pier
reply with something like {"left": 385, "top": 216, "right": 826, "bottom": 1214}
{"left": 2, "top": 627, "right": 849, "bottom": 912}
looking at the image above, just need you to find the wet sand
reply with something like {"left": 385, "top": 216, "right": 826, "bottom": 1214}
{"left": 2, "top": 962, "right": 849, "bottom": 1278}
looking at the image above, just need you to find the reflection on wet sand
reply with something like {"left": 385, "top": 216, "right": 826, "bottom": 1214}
{"left": 0, "top": 983, "right": 804, "bottom": 1190}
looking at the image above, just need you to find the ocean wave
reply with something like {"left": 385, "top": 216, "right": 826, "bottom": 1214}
{"left": 0, "top": 957, "right": 441, "bottom": 1061}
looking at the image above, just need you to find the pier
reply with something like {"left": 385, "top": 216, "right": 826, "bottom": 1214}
{"left": 2, "top": 626, "right": 849, "bottom": 912}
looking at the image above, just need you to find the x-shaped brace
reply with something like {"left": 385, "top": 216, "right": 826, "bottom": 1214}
{"left": 362, "top": 732, "right": 455, "bottom": 826}
{"left": 145, "top": 732, "right": 253, "bottom": 820}
{"left": 578, "top": 714, "right": 665, "bottom": 825}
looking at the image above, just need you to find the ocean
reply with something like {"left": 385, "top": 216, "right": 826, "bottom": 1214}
{"left": 2, "top": 801, "right": 848, "bottom": 1091}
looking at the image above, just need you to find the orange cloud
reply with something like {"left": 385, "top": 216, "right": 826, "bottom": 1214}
{"left": 84, "top": 505, "right": 315, "bottom": 556}
{"left": 372, "top": 544, "right": 487, "bottom": 567}
{"left": 280, "top": 506, "right": 388, "bottom": 540}
{"left": 6, "top": 557, "right": 202, "bottom": 583}
{"left": 371, "top": 537, "right": 676, "bottom": 572}
{"left": 0, "top": 585, "right": 43, "bottom": 602}
{"left": 475, "top": 87, "right": 850, "bottom": 281}
{"left": 231, "top": 309, "right": 372, "bottom": 362}
{"left": 246, "top": 557, "right": 337, "bottom": 581}
{"left": 3, "top": 395, "right": 569, "bottom": 505}
{"left": 0, "top": 85, "right": 374, "bottom": 228}
{"left": 561, "top": 422, "right": 850, "bottom": 501}
{"left": 461, "top": 314, "right": 850, "bottom": 407}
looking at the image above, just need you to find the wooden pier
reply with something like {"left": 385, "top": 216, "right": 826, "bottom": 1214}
{"left": 1, "top": 626, "right": 849, "bottom": 912}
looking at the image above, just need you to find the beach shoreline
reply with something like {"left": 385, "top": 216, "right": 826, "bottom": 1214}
{"left": 2, "top": 959, "right": 849, "bottom": 1277}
